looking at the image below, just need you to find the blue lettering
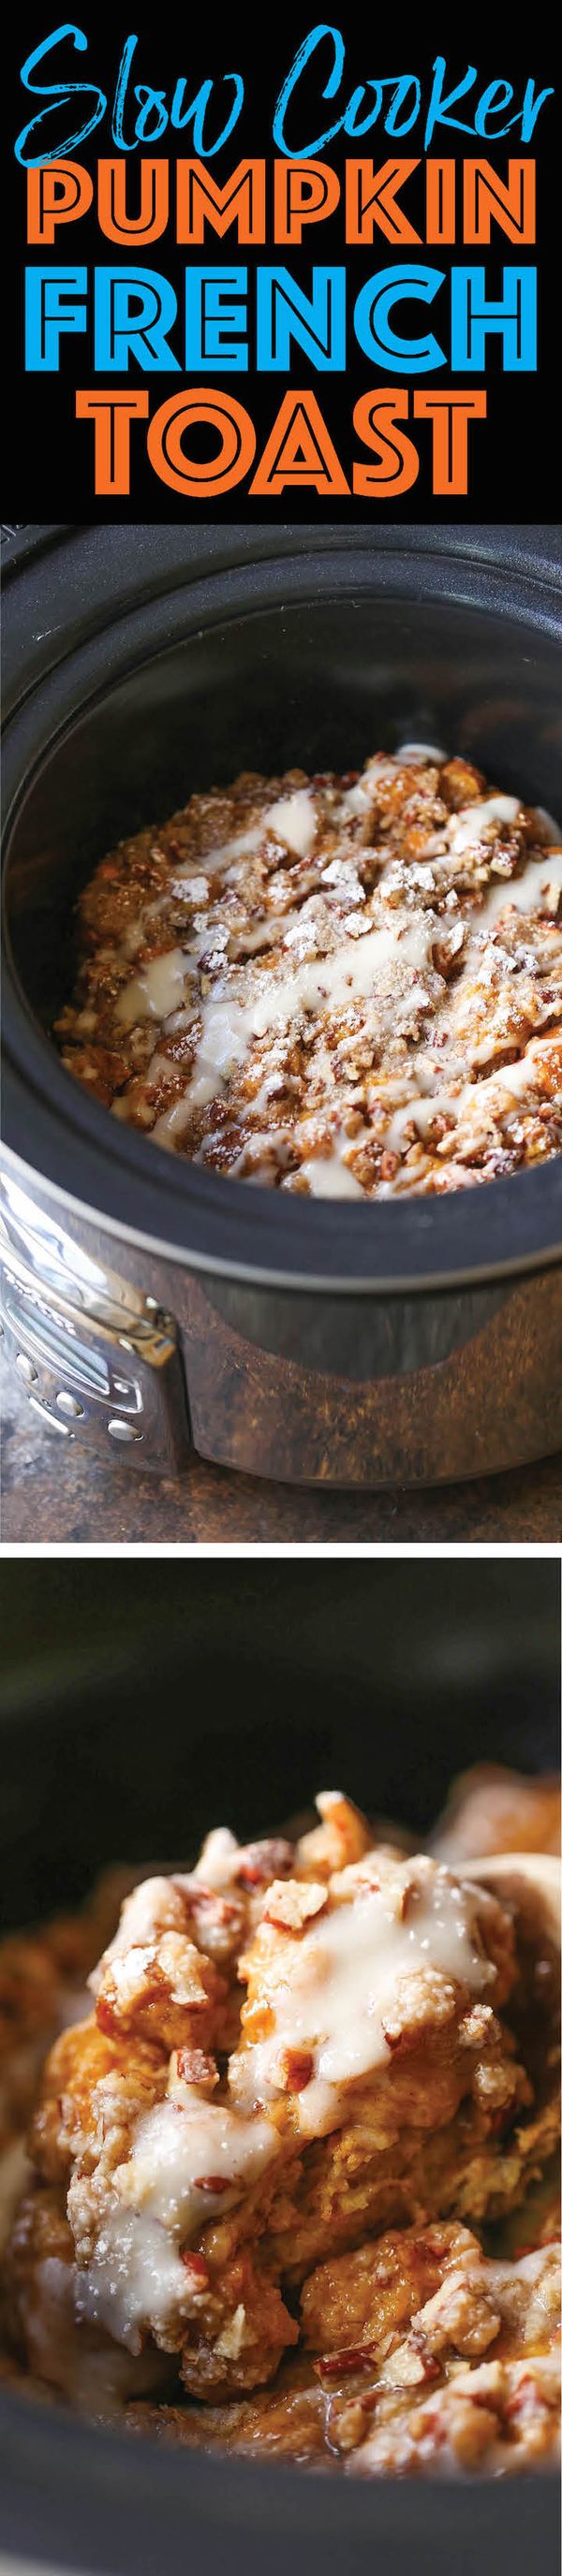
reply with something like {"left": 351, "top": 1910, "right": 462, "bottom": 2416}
{"left": 15, "top": 25, "right": 105, "bottom": 166}
{"left": 274, "top": 24, "right": 346, "bottom": 156}
{"left": 112, "top": 35, "right": 138, "bottom": 149}
{"left": 424, "top": 57, "right": 479, "bottom": 147}
{"left": 521, "top": 80, "right": 555, "bottom": 139}
{"left": 354, "top": 266, "right": 445, "bottom": 372}
{"left": 133, "top": 88, "right": 169, "bottom": 144}
{"left": 25, "top": 263, "right": 87, "bottom": 365}
{"left": 94, "top": 266, "right": 180, "bottom": 369}
{"left": 386, "top": 78, "right": 422, "bottom": 138}
{"left": 451, "top": 266, "right": 537, "bottom": 370}
{"left": 474, "top": 81, "right": 517, "bottom": 135}
{"left": 190, "top": 76, "right": 244, "bottom": 154}
{"left": 257, "top": 265, "right": 346, "bottom": 369}
{"left": 185, "top": 268, "right": 248, "bottom": 369}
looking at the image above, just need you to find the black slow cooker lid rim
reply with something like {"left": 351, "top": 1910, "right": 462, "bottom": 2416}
{"left": 5, "top": 520, "right": 562, "bottom": 579}
{"left": 3, "top": 521, "right": 561, "bottom": 724}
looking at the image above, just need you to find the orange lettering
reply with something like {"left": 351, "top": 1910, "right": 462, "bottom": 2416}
{"left": 27, "top": 160, "right": 93, "bottom": 243}
{"left": 274, "top": 160, "right": 340, "bottom": 242}
{"left": 346, "top": 159, "right": 421, "bottom": 245}
{"left": 75, "top": 391, "right": 149, "bottom": 494}
{"left": 176, "top": 161, "right": 265, "bottom": 244}
{"left": 353, "top": 390, "right": 419, "bottom": 495}
{"left": 147, "top": 390, "right": 256, "bottom": 495}
{"left": 414, "top": 391, "right": 487, "bottom": 494}
{"left": 464, "top": 159, "right": 536, "bottom": 245}
{"left": 250, "top": 392, "right": 349, "bottom": 495}
{"left": 97, "top": 160, "right": 169, "bottom": 244}
{"left": 425, "top": 161, "right": 456, "bottom": 243}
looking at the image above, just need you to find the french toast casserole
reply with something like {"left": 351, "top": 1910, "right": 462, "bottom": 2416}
{"left": 54, "top": 750, "right": 562, "bottom": 1199}
{"left": 0, "top": 1766, "right": 559, "bottom": 2478}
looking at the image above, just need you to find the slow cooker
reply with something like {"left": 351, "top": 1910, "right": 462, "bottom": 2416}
{"left": 2, "top": 522, "right": 561, "bottom": 1486}
{"left": 0, "top": 1554, "right": 559, "bottom": 2573}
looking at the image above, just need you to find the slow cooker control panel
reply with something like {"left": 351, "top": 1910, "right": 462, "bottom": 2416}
{"left": 0, "top": 1179, "right": 191, "bottom": 1471}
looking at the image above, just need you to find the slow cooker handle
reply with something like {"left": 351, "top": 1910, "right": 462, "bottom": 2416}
{"left": 0, "top": 1174, "right": 191, "bottom": 1472}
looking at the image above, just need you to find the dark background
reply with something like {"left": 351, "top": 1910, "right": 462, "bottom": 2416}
{"left": 0, "top": 1554, "right": 559, "bottom": 1928}
{"left": 3, "top": 16, "right": 558, "bottom": 520}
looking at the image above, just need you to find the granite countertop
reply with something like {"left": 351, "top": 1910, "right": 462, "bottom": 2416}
{"left": 1, "top": 1346, "right": 560, "bottom": 1544}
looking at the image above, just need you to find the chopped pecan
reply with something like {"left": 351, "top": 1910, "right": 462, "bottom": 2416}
{"left": 262, "top": 1880, "right": 327, "bottom": 1933}
{"left": 277, "top": 2049, "right": 314, "bottom": 2094}
{"left": 194, "top": 2174, "right": 232, "bottom": 2195}
{"left": 237, "top": 1840, "right": 295, "bottom": 1889}
{"left": 315, "top": 2344, "right": 377, "bottom": 2381}
{"left": 387, "top": 2331, "right": 442, "bottom": 2387}
{"left": 173, "top": 2049, "right": 218, "bottom": 2092}
{"left": 179, "top": 2251, "right": 211, "bottom": 2289}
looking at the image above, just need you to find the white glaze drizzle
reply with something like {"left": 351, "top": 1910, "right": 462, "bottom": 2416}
{"left": 115, "top": 947, "right": 188, "bottom": 1028}
{"left": 76, "top": 2094, "right": 278, "bottom": 2349}
{"left": 153, "top": 915, "right": 435, "bottom": 1142}
{"left": 235, "top": 1862, "right": 494, "bottom": 2138}
{"left": 88, "top": 754, "right": 561, "bottom": 1197}
{"left": 478, "top": 848, "right": 562, "bottom": 927}
{"left": 74, "top": 2206, "right": 193, "bottom": 2349}
{"left": 449, "top": 797, "right": 522, "bottom": 853}
{"left": 297, "top": 1152, "right": 365, "bottom": 1199}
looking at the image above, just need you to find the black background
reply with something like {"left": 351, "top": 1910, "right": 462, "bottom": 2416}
{"left": 1, "top": 1553, "right": 559, "bottom": 1925}
{"left": 3, "top": 14, "right": 559, "bottom": 521}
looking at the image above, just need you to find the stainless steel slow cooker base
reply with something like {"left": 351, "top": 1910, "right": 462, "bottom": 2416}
{"left": 2, "top": 1153, "right": 560, "bottom": 1486}
{"left": 3, "top": 526, "right": 561, "bottom": 1486}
